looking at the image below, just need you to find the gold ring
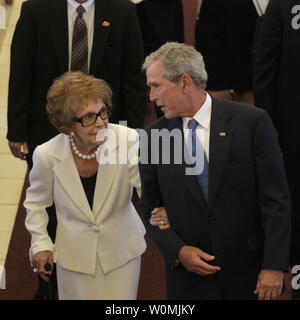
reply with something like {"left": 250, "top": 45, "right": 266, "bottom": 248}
{"left": 160, "top": 221, "right": 164, "bottom": 226}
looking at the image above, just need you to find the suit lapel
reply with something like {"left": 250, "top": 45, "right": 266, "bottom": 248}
{"left": 166, "top": 118, "right": 207, "bottom": 211}
{"left": 52, "top": 135, "right": 95, "bottom": 223}
{"left": 208, "top": 99, "right": 233, "bottom": 213}
{"left": 49, "top": 0, "right": 69, "bottom": 73}
{"left": 92, "top": 160, "right": 117, "bottom": 220}
{"left": 89, "top": 0, "right": 111, "bottom": 74}
{"left": 92, "top": 124, "right": 118, "bottom": 219}
{"left": 184, "top": 169, "right": 207, "bottom": 211}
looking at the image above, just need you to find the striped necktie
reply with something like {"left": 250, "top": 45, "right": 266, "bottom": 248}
{"left": 71, "top": 5, "right": 88, "bottom": 74}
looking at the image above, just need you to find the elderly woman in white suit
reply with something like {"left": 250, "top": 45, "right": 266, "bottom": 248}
{"left": 24, "top": 71, "right": 169, "bottom": 300}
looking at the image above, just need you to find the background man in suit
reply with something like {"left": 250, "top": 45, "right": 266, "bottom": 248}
{"left": 196, "top": 0, "right": 257, "bottom": 105}
{"left": 7, "top": 0, "right": 146, "bottom": 168}
{"left": 134, "top": 0, "right": 184, "bottom": 119}
{"left": 254, "top": 0, "right": 300, "bottom": 299}
{"left": 139, "top": 42, "right": 291, "bottom": 299}
{"left": 6, "top": 0, "right": 145, "bottom": 299}
{"left": 135, "top": 0, "right": 184, "bottom": 57}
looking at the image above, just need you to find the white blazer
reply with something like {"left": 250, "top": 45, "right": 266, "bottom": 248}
{"left": 24, "top": 124, "right": 146, "bottom": 275}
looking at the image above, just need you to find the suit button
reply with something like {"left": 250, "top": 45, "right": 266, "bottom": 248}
{"left": 89, "top": 225, "right": 99, "bottom": 232}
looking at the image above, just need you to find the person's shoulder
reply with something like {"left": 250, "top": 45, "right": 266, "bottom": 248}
{"left": 213, "top": 98, "right": 269, "bottom": 128}
{"left": 108, "top": 123, "right": 131, "bottom": 133}
{"left": 265, "top": 0, "right": 288, "bottom": 16}
{"left": 276, "top": 0, "right": 289, "bottom": 8}
{"left": 108, "top": 123, "right": 138, "bottom": 138}
{"left": 144, "top": 117, "right": 174, "bottom": 131}
{"left": 32, "top": 134, "right": 66, "bottom": 167}
{"left": 20, "top": 0, "right": 53, "bottom": 16}
{"left": 24, "top": 0, "right": 51, "bottom": 8}
{"left": 109, "top": 0, "right": 134, "bottom": 6}
{"left": 105, "top": 0, "right": 135, "bottom": 11}
{"left": 215, "top": 98, "right": 265, "bottom": 117}
{"left": 35, "top": 133, "right": 66, "bottom": 155}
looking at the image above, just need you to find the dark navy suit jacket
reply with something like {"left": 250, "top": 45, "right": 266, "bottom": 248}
{"left": 139, "top": 98, "right": 291, "bottom": 299}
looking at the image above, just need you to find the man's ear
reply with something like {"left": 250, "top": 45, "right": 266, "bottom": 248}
{"left": 181, "top": 74, "right": 191, "bottom": 91}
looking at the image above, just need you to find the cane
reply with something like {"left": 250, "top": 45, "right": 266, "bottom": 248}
{"left": 41, "top": 263, "right": 54, "bottom": 300}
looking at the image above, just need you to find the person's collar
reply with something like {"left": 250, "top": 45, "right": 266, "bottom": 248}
{"left": 129, "top": 0, "right": 144, "bottom": 3}
{"left": 183, "top": 92, "right": 212, "bottom": 129}
{"left": 67, "top": 0, "right": 95, "bottom": 13}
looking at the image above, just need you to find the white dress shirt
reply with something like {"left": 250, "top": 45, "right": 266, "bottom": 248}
{"left": 197, "top": 0, "right": 203, "bottom": 15}
{"left": 252, "top": 0, "right": 269, "bottom": 16}
{"left": 182, "top": 92, "right": 212, "bottom": 162}
{"left": 67, "top": 0, "right": 95, "bottom": 71}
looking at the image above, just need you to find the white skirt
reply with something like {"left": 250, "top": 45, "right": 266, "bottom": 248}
{"left": 56, "top": 256, "right": 141, "bottom": 300}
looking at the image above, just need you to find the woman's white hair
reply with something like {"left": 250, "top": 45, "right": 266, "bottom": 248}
{"left": 142, "top": 42, "right": 208, "bottom": 89}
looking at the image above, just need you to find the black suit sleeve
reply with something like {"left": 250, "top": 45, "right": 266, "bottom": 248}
{"left": 7, "top": 2, "right": 36, "bottom": 142}
{"left": 254, "top": 0, "right": 282, "bottom": 128}
{"left": 139, "top": 130, "right": 186, "bottom": 265}
{"left": 121, "top": 5, "right": 146, "bottom": 129}
{"left": 254, "top": 110, "right": 291, "bottom": 270}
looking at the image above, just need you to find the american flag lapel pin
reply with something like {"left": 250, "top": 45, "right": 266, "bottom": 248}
{"left": 219, "top": 132, "right": 226, "bottom": 137}
{"left": 102, "top": 21, "right": 110, "bottom": 27}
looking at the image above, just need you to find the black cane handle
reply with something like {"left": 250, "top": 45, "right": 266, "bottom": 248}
{"left": 44, "top": 263, "right": 52, "bottom": 273}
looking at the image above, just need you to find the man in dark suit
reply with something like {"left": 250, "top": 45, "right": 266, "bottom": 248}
{"left": 7, "top": 0, "right": 146, "bottom": 168}
{"left": 7, "top": 0, "right": 145, "bottom": 299}
{"left": 196, "top": 0, "right": 257, "bottom": 105}
{"left": 139, "top": 42, "right": 291, "bottom": 299}
{"left": 254, "top": 0, "right": 300, "bottom": 299}
{"left": 134, "top": 0, "right": 184, "bottom": 119}
{"left": 135, "top": 0, "right": 184, "bottom": 57}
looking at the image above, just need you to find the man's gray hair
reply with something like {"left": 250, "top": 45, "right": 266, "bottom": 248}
{"left": 142, "top": 42, "right": 208, "bottom": 89}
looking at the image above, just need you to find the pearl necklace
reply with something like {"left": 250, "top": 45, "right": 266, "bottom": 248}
{"left": 69, "top": 133, "right": 99, "bottom": 160}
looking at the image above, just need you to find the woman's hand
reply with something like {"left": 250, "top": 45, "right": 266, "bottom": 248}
{"left": 32, "top": 250, "right": 53, "bottom": 282}
{"left": 150, "top": 207, "right": 171, "bottom": 230}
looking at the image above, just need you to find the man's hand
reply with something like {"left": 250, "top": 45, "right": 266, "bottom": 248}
{"left": 177, "top": 245, "right": 221, "bottom": 276}
{"left": 150, "top": 207, "right": 171, "bottom": 230}
{"left": 254, "top": 269, "right": 284, "bottom": 300}
{"left": 8, "top": 141, "right": 29, "bottom": 160}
